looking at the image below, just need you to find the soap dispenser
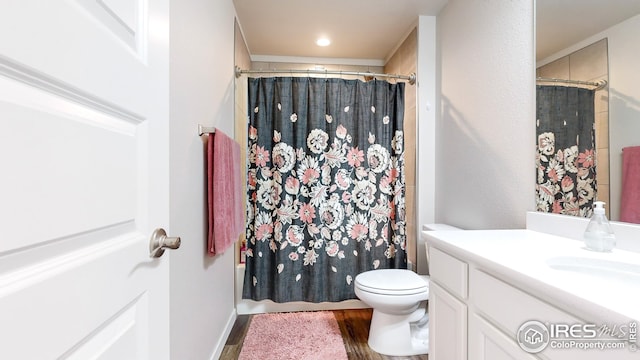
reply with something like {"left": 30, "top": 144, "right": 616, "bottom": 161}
{"left": 583, "top": 201, "right": 616, "bottom": 252}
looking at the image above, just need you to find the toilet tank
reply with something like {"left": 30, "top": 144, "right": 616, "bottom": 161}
{"left": 418, "top": 223, "right": 462, "bottom": 275}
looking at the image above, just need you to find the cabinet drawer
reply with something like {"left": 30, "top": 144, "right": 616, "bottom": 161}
{"left": 470, "top": 268, "right": 581, "bottom": 338}
{"left": 469, "top": 269, "right": 631, "bottom": 360}
{"left": 430, "top": 247, "right": 468, "bottom": 300}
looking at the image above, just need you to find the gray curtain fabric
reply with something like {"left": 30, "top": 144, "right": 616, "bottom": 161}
{"left": 243, "top": 77, "right": 407, "bottom": 303}
{"left": 536, "top": 85, "right": 596, "bottom": 217}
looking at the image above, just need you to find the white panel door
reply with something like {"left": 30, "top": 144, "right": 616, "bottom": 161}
{"left": 0, "top": 1, "right": 171, "bottom": 359}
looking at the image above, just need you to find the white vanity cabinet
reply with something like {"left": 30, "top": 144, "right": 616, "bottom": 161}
{"left": 426, "top": 230, "right": 639, "bottom": 360}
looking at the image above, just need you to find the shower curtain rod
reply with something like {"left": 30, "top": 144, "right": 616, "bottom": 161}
{"left": 235, "top": 66, "right": 416, "bottom": 85}
{"left": 536, "top": 77, "right": 607, "bottom": 90}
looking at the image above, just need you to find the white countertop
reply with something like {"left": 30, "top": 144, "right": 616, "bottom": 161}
{"left": 423, "top": 229, "right": 640, "bottom": 325}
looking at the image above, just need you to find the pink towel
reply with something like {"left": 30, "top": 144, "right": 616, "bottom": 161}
{"left": 208, "top": 129, "right": 244, "bottom": 256}
{"left": 620, "top": 146, "right": 640, "bottom": 224}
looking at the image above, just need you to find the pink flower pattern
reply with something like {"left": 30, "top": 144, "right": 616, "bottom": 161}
{"left": 247, "top": 123, "right": 405, "bottom": 262}
{"left": 346, "top": 147, "right": 364, "bottom": 167}
{"left": 535, "top": 133, "right": 596, "bottom": 217}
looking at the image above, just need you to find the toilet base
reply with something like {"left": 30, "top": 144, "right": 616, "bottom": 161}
{"left": 367, "top": 306, "right": 429, "bottom": 356}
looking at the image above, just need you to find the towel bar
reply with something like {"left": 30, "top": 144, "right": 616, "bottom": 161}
{"left": 198, "top": 124, "right": 216, "bottom": 136}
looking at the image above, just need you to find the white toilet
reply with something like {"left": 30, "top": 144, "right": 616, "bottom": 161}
{"left": 355, "top": 223, "right": 462, "bottom": 356}
{"left": 354, "top": 268, "right": 430, "bottom": 356}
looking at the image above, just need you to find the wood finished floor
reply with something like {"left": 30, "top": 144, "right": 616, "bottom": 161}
{"left": 220, "top": 308, "right": 428, "bottom": 360}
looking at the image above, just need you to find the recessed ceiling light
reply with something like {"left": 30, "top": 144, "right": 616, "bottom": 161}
{"left": 316, "top": 38, "right": 331, "bottom": 47}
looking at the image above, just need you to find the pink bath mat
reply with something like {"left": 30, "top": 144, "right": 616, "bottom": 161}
{"left": 238, "top": 311, "right": 348, "bottom": 360}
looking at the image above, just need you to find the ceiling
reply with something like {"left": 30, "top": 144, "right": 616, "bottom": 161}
{"left": 234, "top": 0, "right": 640, "bottom": 64}
{"left": 233, "top": 0, "right": 447, "bottom": 62}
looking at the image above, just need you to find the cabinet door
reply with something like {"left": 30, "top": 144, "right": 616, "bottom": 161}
{"left": 469, "top": 312, "right": 539, "bottom": 360}
{"left": 430, "top": 282, "right": 467, "bottom": 360}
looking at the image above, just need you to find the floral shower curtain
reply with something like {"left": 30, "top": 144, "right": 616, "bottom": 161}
{"left": 536, "top": 85, "right": 596, "bottom": 217}
{"left": 243, "top": 77, "right": 407, "bottom": 303}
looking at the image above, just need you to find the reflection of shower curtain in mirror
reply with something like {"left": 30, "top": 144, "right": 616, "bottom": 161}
{"left": 536, "top": 85, "right": 596, "bottom": 217}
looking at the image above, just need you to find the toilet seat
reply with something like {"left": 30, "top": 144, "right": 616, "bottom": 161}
{"left": 355, "top": 269, "right": 429, "bottom": 296}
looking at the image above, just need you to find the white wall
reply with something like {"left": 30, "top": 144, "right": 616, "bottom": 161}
{"left": 416, "top": 16, "right": 437, "bottom": 274}
{"left": 435, "top": 0, "right": 536, "bottom": 229}
{"left": 169, "top": 1, "right": 237, "bottom": 359}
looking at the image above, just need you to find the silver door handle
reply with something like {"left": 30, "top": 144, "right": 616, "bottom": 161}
{"left": 149, "top": 228, "right": 181, "bottom": 258}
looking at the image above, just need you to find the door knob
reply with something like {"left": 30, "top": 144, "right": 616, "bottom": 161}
{"left": 149, "top": 228, "right": 181, "bottom": 258}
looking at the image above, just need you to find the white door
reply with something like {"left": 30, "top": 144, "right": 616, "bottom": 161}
{"left": 0, "top": 1, "right": 171, "bottom": 359}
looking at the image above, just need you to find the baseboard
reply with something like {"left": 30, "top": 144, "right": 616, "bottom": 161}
{"left": 209, "top": 309, "right": 237, "bottom": 360}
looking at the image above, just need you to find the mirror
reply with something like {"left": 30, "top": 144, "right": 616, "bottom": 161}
{"left": 536, "top": 1, "right": 640, "bottom": 223}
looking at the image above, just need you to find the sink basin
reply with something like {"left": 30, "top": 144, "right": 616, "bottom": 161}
{"left": 546, "top": 256, "right": 640, "bottom": 285}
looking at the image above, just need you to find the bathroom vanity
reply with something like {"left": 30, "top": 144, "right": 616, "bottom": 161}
{"left": 424, "top": 225, "right": 640, "bottom": 360}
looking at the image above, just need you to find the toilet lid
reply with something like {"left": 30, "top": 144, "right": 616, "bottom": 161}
{"left": 355, "top": 269, "right": 429, "bottom": 295}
